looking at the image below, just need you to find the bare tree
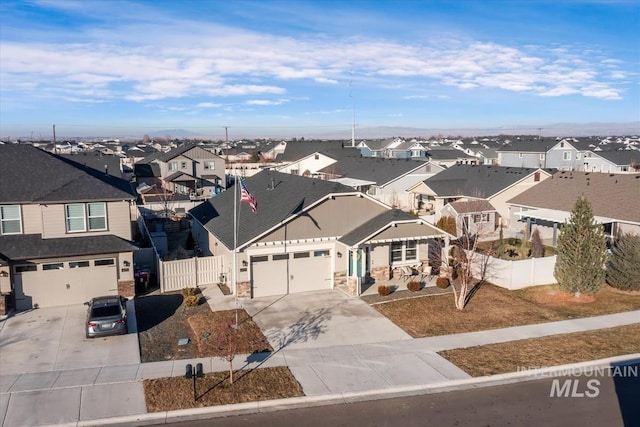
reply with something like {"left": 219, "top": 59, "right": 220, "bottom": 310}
{"left": 439, "top": 203, "right": 495, "bottom": 310}
{"left": 213, "top": 315, "right": 241, "bottom": 384}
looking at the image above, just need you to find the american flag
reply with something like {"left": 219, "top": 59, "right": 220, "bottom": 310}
{"left": 239, "top": 178, "right": 257, "bottom": 213}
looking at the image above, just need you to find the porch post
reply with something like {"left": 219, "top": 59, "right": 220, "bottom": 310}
{"left": 552, "top": 222, "right": 558, "bottom": 246}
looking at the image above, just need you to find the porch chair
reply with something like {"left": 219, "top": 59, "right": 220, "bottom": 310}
{"left": 420, "top": 265, "right": 433, "bottom": 282}
{"left": 400, "top": 266, "right": 415, "bottom": 282}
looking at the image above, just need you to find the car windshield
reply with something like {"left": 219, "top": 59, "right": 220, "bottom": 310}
{"left": 91, "top": 305, "right": 121, "bottom": 318}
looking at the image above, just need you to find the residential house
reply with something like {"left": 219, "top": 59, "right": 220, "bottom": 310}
{"left": 507, "top": 171, "right": 640, "bottom": 246}
{"left": 0, "top": 145, "right": 138, "bottom": 313}
{"left": 408, "top": 165, "right": 553, "bottom": 236}
{"left": 496, "top": 139, "right": 553, "bottom": 168}
{"left": 135, "top": 143, "right": 226, "bottom": 199}
{"left": 425, "top": 148, "right": 479, "bottom": 168}
{"left": 189, "top": 170, "right": 450, "bottom": 298}
{"left": 581, "top": 150, "right": 640, "bottom": 174}
{"left": 317, "top": 157, "right": 444, "bottom": 211}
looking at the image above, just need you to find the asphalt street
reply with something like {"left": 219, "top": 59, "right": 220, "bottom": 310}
{"left": 160, "top": 363, "right": 640, "bottom": 427}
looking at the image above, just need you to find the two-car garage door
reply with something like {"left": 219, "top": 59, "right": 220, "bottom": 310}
{"left": 250, "top": 250, "right": 332, "bottom": 298}
{"left": 13, "top": 258, "right": 118, "bottom": 310}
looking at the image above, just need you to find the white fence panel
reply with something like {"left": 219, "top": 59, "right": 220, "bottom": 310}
{"left": 466, "top": 250, "right": 557, "bottom": 290}
{"left": 160, "top": 255, "right": 224, "bottom": 293}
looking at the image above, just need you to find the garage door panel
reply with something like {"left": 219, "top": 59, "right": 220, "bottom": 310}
{"left": 289, "top": 252, "right": 331, "bottom": 293}
{"left": 16, "top": 263, "right": 117, "bottom": 309}
{"left": 251, "top": 258, "right": 287, "bottom": 298}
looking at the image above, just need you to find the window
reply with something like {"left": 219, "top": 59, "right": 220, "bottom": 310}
{"left": 473, "top": 213, "right": 490, "bottom": 222}
{"left": 168, "top": 162, "right": 178, "bottom": 171}
{"left": 43, "top": 263, "right": 64, "bottom": 270}
{"left": 94, "top": 259, "right": 115, "bottom": 266}
{"left": 563, "top": 151, "right": 571, "bottom": 161}
{"left": 293, "top": 252, "right": 310, "bottom": 259}
{"left": 180, "top": 161, "right": 187, "bottom": 169}
{"left": 273, "top": 254, "right": 289, "bottom": 261}
{"left": 69, "top": 261, "right": 90, "bottom": 268}
{"left": 15, "top": 265, "right": 37, "bottom": 273}
{"left": 314, "top": 154, "right": 319, "bottom": 160}
{"left": 560, "top": 142, "right": 565, "bottom": 148}
{"left": 204, "top": 161, "right": 215, "bottom": 170}
{"left": 65, "top": 203, "right": 107, "bottom": 232}
{"left": 314, "top": 250, "right": 330, "bottom": 257}
{"left": 290, "top": 169, "right": 299, "bottom": 175}
{"left": 391, "top": 241, "right": 417, "bottom": 263}
{"left": 251, "top": 255, "right": 268, "bottom": 263}
{"left": 0, "top": 205, "right": 22, "bottom": 235}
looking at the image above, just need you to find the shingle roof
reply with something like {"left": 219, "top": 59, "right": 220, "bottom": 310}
{"left": 449, "top": 200, "right": 497, "bottom": 214}
{"left": 58, "top": 153, "right": 124, "bottom": 178}
{"left": 0, "top": 234, "right": 138, "bottom": 261}
{"left": 189, "top": 170, "right": 355, "bottom": 249}
{"left": 426, "top": 148, "right": 476, "bottom": 160}
{"left": 497, "top": 139, "right": 554, "bottom": 152}
{"left": 593, "top": 150, "right": 640, "bottom": 166}
{"left": 339, "top": 209, "right": 417, "bottom": 246}
{"left": 278, "top": 141, "right": 359, "bottom": 162}
{"left": 422, "top": 165, "right": 550, "bottom": 198}
{"left": 507, "top": 171, "right": 640, "bottom": 223}
{"left": 317, "top": 157, "right": 428, "bottom": 185}
{"left": 0, "top": 145, "right": 136, "bottom": 203}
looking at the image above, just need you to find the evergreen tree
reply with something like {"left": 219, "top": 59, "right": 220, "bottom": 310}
{"left": 606, "top": 233, "right": 640, "bottom": 291}
{"left": 436, "top": 215, "right": 457, "bottom": 236}
{"left": 554, "top": 197, "right": 607, "bottom": 295}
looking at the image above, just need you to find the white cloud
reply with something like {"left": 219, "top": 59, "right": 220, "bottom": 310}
{"left": 197, "top": 102, "right": 222, "bottom": 108}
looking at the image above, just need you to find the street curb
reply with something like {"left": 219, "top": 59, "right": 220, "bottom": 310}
{"left": 73, "top": 353, "right": 640, "bottom": 426}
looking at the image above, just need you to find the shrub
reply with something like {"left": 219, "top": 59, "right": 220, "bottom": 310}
{"left": 530, "top": 228, "right": 544, "bottom": 258}
{"left": 183, "top": 295, "right": 200, "bottom": 307}
{"left": 180, "top": 287, "right": 197, "bottom": 297}
{"left": 607, "top": 233, "right": 640, "bottom": 291}
{"left": 377, "top": 284, "right": 392, "bottom": 296}
{"left": 407, "top": 281, "right": 421, "bottom": 292}
{"left": 436, "top": 277, "right": 450, "bottom": 289}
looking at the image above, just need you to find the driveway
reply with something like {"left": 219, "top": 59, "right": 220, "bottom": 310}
{"left": 0, "top": 301, "right": 140, "bottom": 375}
{"left": 242, "top": 290, "right": 412, "bottom": 351}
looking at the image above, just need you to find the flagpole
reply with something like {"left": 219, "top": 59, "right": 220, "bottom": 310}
{"left": 232, "top": 173, "right": 239, "bottom": 329}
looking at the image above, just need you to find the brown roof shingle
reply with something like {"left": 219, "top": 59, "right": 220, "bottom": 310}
{"left": 507, "top": 171, "right": 640, "bottom": 223}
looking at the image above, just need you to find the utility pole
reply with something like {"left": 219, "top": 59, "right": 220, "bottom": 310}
{"left": 53, "top": 124, "right": 57, "bottom": 153}
{"left": 350, "top": 69, "right": 355, "bottom": 148}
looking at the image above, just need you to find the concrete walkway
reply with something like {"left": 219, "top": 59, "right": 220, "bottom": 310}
{"left": 1, "top": 310, "right": 638, "bottom": 426}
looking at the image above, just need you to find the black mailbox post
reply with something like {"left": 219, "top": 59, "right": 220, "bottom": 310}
{"left": 185, "top": 363, "right": 204, "bottom": 401}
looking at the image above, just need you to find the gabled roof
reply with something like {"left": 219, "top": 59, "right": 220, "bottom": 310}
{"left": 278, "top": 141, "right": 360, "bottom": 162}
{"left": 449, "top": 200, "right": 497, "bottom": 214}
{"left": 339, "top": 209, "right": 447, "bottom": 246}
{"left": 426, "top": 148, "right": 476, "bottom": 160}
{"left": 58, "top": 153, "right": 123, "bottom": 178}
{"left": 0, "top": 234, "right": 138, "bottom": 261}
{"left": 358, "top": 138, "right": 395, "bottom": 152}
{"left": 0, "top": 145, "right": 136, "bottom": 203}
{"left": 507, "top": 171, "right": 640, "bottom": 224}
{"left": 421, "top": 165, "right": 551, "bottom": 199}
{"left": 317, "top": 157, "right": 429, "bottom": 186}
{"left": 592, "top": 150, "right": 640, "bottom": 166}
{"left": 497, "top": 139, "right": 553, "bottom": 153}
{"left": 189, "top": 170, "right": 356, "bottom": 249}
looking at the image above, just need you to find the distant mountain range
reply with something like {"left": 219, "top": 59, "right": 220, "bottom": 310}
{"left": 3, "top": 122, "right": 638, "bottom": 141}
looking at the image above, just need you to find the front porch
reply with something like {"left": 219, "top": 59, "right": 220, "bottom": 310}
{"left": 360, "top": 271, "right": 441, "bottom": 296}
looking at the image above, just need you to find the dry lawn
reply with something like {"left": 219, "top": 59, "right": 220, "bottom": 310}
{"left": 144, "top": 367, "right": 304, "bottom": 412}
{"left": 186, "top": 309, "right": 272, "bottom": 356}
{"left": 439, "top": 323, "right": 640, "bottom": 377}
{"left": 373, "top": 284, "right": 640, "bottom": 338}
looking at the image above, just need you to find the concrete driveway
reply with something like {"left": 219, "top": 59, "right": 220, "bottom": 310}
{"left": 0, "top": 301, "right": 140, "bottom": 375}
{"left": 242, "top": 290, "right": 412, "bottom": 351}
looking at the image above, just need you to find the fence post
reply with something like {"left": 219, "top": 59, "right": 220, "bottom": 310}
{"left": 194, "top": 257, "right": 199, "bottom": 288}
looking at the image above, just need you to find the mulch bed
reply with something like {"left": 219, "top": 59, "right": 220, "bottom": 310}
{"left": 135, "top": 290, "right": 272, "bottom": 363}
{"left": 144, "top": 366, "right": 304, "bottom": 412}
{"left": 361, "top": 285, "right": 452, "bottom": 305}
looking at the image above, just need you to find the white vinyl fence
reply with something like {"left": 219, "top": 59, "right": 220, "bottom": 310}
{"left": 468, "top": 251, "right": 557, "bottom": 290}
{"left": 159, "top": 255, "right": 224, "bottom": 293}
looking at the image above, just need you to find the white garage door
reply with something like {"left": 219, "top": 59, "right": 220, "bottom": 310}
{"left": 14, "top": 258, "right": 118, "bottom": 310}
{"left": 250, "top": 250, "right": 332, "bottom": 298}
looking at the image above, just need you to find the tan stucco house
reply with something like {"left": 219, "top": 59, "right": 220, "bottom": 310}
{"left": 0, "top": 145, "right": 138, "bottom": 313}
{"left": 190, "top": 170, "right": 451, "bottom": 298}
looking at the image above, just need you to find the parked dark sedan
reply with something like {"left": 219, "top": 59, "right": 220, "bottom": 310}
{"left": 85, "top": 295, "right": 128, "bottom": 338}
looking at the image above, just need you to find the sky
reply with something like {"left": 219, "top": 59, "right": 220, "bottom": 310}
{"left": 1, "top": 0, "right": 639, "bottom": 139}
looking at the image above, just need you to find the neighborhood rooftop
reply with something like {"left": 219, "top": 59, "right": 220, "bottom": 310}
{"left": 318, "top": 157, "right": 431, "bottom": 185}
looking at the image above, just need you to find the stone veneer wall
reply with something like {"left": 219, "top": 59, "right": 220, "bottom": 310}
{"left": 237, "top": 281, "right": 251, "bottom": 298}
{"left": 117, "top": 280, "right": 135, "bottom": 298}
{"left": 370, "top": 265, "right": 390, "bottom": 282}
{"left": 0, "top": 294, "right": 7, "bottom": 316}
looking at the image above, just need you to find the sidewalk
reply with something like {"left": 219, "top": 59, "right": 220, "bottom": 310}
{"left": 1, "top": 310, "right": 638, "bottom": 426}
